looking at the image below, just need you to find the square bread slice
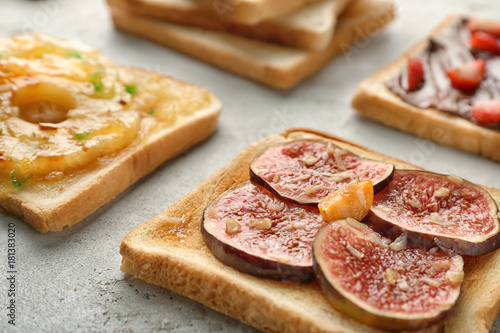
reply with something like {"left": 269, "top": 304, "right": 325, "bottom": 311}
{"left": 352, "top": 14, "right": 500, "bottom": 164}
{"left": 117, "top": 0, "right": 351, "bottom": 51}
{"left": 120, "top": 127, "right": 500, "bottom": 333}
{"left": 193, "top": 0, "right": 325, "bottom": 25}
{"left": 0, "top": 34, "right": 221, "bottom": 232}
{"left": 108, "top": 0, "right": 395, "bottom": 89}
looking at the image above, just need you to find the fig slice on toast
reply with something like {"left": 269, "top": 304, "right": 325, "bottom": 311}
{"left": 250, "top": 139, "right": 394, "bottom": 205}
{"left": 202, "top": 181, "right": 328, "bottom": 283}
{"left": 313, "top": 218, "right": 464, "bottom": 331}
{"left": 365, "top": 169, "right": 500, "bottom": 256}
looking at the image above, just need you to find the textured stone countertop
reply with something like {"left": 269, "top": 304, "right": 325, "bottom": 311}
{"left": 1, "top": 0, "right": 499, "bottom": 332}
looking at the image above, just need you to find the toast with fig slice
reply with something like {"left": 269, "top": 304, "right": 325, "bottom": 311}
{"left": 0, "top": 34, "right": 221, "bottom": 232}
{"left": 352, "top": 14, "right": 500, "bottom": 163}
{"left": 120, "top": 128, "right": 500, "bottom": 333}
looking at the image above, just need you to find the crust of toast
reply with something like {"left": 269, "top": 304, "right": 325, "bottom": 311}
{"left": 120, "top": 127, "right": 500, "bottom": 333}
{"left": 351, "top": 14, "right": 500, "bottom": 164}
{"left": 193, "top": 0, "right": 325, "bottom": 25}
{"left": 0, "top": 66, "right": 221, "bottom": 232}
{"left": 108, "top": 0, "right": 395, "bottom": 89}
{"left": 118, "top": 0, "right": 350, "bottom": 51}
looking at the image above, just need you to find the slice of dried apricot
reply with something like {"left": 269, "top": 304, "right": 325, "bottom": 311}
{"left": 318, "top": 179, "right": 374, "bottom": 222}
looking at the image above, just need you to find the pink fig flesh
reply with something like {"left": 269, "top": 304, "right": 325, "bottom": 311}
{"left": 202, "top": 181, "right": 329, "bottom": 283}
{"left": 313, "top": 218, "right": 464, "bottom": 331}
{"left": 250, "top": 139, "right": 394, "bottom": 205}
{"left": 365, "top": 170, "right": 500, "bottom": 256}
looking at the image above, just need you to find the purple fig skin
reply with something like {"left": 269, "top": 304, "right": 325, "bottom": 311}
{"left": 202, "top": 224, "right": 315, "bottom": 283}
{"left": 313, "top": 258, "right": 454, "bottom": 331}
{"left": 372, "top": 169, "right": 395, "bottom": 193}
{"left": 312, "top": 219, "right": 464, "bottom": 331}
{"left": 364, "top": 169, "right": 500, "bottom": 256}
{"left": 250, "top": 139, "right": 395, "bottom": 206}
{"left": 201, "top": 181, "right": 327, "bottom": 284}
{"left": 364, "top": 210, "right": 500, "bottom": 256}
{"left": 249, "top": 167, "right": 319, "bottom": 207}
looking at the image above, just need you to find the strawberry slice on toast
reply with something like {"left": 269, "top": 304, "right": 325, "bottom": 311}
{"left": 472, "top": 100, "right": 500, "bottom": 124}
{"left": 467, "top": 17, "right": 500, "bottom": 37}
{"left": 446, "top": 59, "right": 486, "bottom": 90}
{"left": 469, "top": 32, "right": 500, "bottom": 55}
{"left": 407, "top": 57, "right": 424, "bottom": 91}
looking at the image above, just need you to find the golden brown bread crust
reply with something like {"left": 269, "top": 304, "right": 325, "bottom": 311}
{"left": 108, "top": 0, "right": 395, "bottom": 89}
{"left": 119, "top": 0, "right": 350, "bottom": 51}
{"left": 120, "top": 127, "right": 500, "bottom": 333}
{"left": 0, "top": 66, "right": 221, "bottom": 232}
{"left": 351, "top": 14, "right": 500, "bottom": 164}
{"left": 194, "top": 0, "right": 325, "bottom": 25}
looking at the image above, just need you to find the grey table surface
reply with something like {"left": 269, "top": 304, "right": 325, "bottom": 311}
{"left": 1, "top": 0, "right": 500, "bottom": 332}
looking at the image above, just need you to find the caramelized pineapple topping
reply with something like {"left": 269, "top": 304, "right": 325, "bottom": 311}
{"left": 0, "top": 34, "right": 212, "bottom": 187}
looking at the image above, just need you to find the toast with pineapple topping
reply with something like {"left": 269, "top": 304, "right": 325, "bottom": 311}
{"left": 0, "top": 34, "right": 221, "bottom": 232}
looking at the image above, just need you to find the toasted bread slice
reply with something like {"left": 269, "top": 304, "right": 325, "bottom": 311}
{"left": 0, "top": 34, "right": 221, "bottom": 232}
{"left": 108, "top": 0, "right": 395, "bottom": 89}
{"left": 120, "top": 128, "right": 500, "bottom": 333}
{"left": 352, "top": 14, "right": 500, "bottom": 164}
{"left": 193, "top": 0, "right": 325, "bottom": 25}
{"left": 117, "top": 0, "right": 351, "bottom": 51}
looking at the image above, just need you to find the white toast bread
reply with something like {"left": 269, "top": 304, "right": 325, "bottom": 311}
{"left": 351, "top": 14, "right": 500, "bottom": 164}
{"left": 0, "top": 36, "right": 221, "bottom": 233}
{"left": 120, "top": 128, "right": 500, "bottom": 333}
{"left": 119, "top": 0, "right": 351, "bottom": 51}
{"left": 193, "top": 0, "right": 325, "bottom": 25}
{"left": 108, "top": 0, "right": 395, "bottom": 89}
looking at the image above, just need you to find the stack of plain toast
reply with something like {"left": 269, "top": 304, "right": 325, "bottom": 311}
{"left": 107, "top": 0, "right": 395, "bottom": 88}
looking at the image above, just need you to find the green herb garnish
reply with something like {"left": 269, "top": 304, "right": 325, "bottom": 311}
{"left": 91, "top": 71, "right": 104, "bottom": 92}
{"left": 66, "top": 50, "right": 82, "bottom": 59}
{"left": 125, "top": 85, "right": 137, "bottom": 95}
{"left": 10, "top": 171, "right": 31, "bottom": 188}
{"left": 75, "top": 130, "right": 91, "bottom": 140}
{"left": 148, "top": 108, "right": 156, "bottom": 115}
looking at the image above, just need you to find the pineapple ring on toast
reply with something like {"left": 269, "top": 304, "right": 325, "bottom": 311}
{"left": 0, "top": 34, "right": 211, "bottom": 184}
